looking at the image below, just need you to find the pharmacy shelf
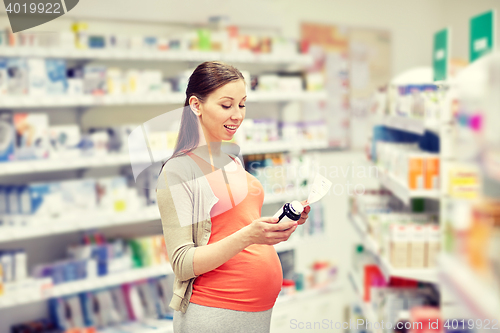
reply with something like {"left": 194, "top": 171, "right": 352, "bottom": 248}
{"left": 376, "top": 166, "right": 440, "bottom": 205}
{"left": 0, "top": 91, "right": 327, "bottom": 109}
{"left": 349, "top": 214, "right": 438, "bottom": 284}
{"left": 0, "top": 141, "right": 329, "bottom": 176}
{"left": 0, "top": 191, "right": 311, "bottom": 244}
{"left": 275, "top": 280, "right": 342, "bottom": 305}
{"left": 0, "top": 264, "right": 173, "bottom": 309}
{"left": 0, "top": 153, "right": 141, "bottom": 176}
{"left": 0, "top": 206, "right": 160, "bottom": 243}
{"left": 0, "top": 47, "right": 313, "bottom": 65}
{"left": 439, "top": 254, "right": 500, "bottom": 321}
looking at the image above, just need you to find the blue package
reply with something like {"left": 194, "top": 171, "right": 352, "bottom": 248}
{"left": 0, "top": 111, "right": 15, "bottom": 162}
{"left": 45, "top": 59, "right": 68, "bottom": 95}
{"left": 51, "top": 262, "right": 65, "bottom": 285}
{"left": 24, "top": 182, "right": 62, "bottom": 219}
{"left": 62, "top": 260, "right": 78, "bottom": 282}
{"left": 91, "top": 245, "right": 108, "bottom": 276}
{"left": 79, "top": 291, "right": 95, "bottom": 327}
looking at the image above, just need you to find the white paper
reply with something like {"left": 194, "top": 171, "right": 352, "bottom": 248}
{"left": 305, "top": 174, "right": 332, "bottom": 206}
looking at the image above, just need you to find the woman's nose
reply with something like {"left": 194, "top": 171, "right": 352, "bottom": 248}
{"left": 231, "top": 109, "right": 244, "bottom": 120}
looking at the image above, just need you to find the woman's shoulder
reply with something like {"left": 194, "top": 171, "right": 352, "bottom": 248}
{"left": 158, "top": 155, "right": 198, "bottom": 187}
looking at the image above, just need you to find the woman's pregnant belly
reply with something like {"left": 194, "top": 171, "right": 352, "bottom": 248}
{"left": 190, "top": 244, "right": 283, "bottom": 312}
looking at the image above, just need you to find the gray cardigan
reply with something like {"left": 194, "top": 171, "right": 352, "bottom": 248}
{"left": 155, "top": 150, "right": 244, "bottom": 313}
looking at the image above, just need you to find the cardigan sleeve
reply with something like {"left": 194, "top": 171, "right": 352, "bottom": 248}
{"left": 156, "top": 158, "right": 198, "bottom": 282}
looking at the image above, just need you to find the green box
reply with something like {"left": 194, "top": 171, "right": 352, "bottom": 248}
{"left": 433, "top": 28, "right": 449, "bottom": 81}
{"left": 470, "top": 10, "right": 496, "bottom": 62}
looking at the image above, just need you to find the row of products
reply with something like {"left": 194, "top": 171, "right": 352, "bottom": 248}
{"left": 0, "top": 59, "right": 317, "bottom": 98}
{"left": 351, "top": 190, "right": 440, "bottom": 269}
{"left": 0, "top": 232, "right": 169, "bottom": 298}
{"left": 234, "top": 118, "right": 328, "bottom": 146}
{"left": 1, "top": 22, "right": 305, "bottom": 56}
{"left": 0, "top": 176, "right": 151, "bottom": 228}
{"left": 10, "top": 275, "right": 174, "bottom": 333}
{"left": 375, "top": 141, "right": 440, "bottom": 191}
{"left": 0, "top": 111, "right": 138, "bottom": 161}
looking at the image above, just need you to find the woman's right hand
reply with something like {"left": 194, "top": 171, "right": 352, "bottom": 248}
{"left": 241, "top": 217, "right": 298, "bottom": 247}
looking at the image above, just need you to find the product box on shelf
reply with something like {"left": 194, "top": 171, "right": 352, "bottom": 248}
{"left": 13, "top": 113, "right": 50, "bottom": 160}
{"left": 0, "top": 111, "right": 15, "bottom": 162}
{"left": 95, "top": 177, "right": 129, "bottom": 213}
{"left": 48, "top": 125, "right": 81, "bottom": 158}
{"left": 60, "top": 179, "right": 97, "bottom": 215}
{"left": 19, "top": 182, "right": 63, "bottom": 222}
{"left": 6, "top": 58, "right": 28, "bottom": 95}
{"left": 27, "top": 58, "right": 47, "bottom": 96}
{"left": 45, "top": 59, "right": 68, "bottom": 95}
{"left": 408, "top": 223, "right": 427, "bottom": 268}
{"left": 83, "top": 65, "right": 107, "bottom": 95}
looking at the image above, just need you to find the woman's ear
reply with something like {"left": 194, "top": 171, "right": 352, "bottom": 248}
{"left": 189, "top": 96, "right": 201, "bottom": 116}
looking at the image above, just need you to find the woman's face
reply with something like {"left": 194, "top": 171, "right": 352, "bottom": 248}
{"left": 196, "top": 79, "right": 246, "bottom": 143}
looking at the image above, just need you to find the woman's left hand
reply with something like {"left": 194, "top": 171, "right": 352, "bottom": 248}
{"left": 297, "top": 200, "right": 311, "bottom": 225}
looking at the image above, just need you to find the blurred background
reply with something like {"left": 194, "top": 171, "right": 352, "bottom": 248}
{"left": 0, "top": 0, "right": 499, "bottom": 332}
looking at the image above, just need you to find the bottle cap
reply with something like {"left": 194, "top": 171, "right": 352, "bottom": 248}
{"left": 290, "top": 200, "right": 304, "bottom": 215}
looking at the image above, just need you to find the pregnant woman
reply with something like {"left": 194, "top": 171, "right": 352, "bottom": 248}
{"left": 156, "top": 61, "right": 310, "bottom": 333}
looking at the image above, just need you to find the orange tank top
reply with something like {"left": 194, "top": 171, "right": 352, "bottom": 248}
{"left": 187, "top": 152, "right": 283, "bottom": 312}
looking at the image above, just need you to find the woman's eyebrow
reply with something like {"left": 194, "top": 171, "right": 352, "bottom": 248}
{"left": 219, "top": 96, "right": 234, "bottom": 100}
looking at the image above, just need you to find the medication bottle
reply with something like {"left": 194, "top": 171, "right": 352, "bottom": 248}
{"left": 273, "top": 200, "right": 303, "bottom": 224}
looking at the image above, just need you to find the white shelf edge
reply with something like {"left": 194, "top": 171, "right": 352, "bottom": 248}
{"left": 439, "top": 254, "right": 500, "bottom": 321}
{"left": 0, "top": 206, "right": 161, "bottom": 243}
{"left": 0, "top": 264, "right": 173, "bottom": 309}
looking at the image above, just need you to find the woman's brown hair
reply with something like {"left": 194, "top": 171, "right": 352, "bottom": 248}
{"left": 159, "top": 61, "right": 244, "bottom": 173}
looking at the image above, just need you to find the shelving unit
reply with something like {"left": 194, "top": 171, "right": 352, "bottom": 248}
{"left": 0, "top": 264, "right": 173, "bottom": 309}
{"left": 0, "top": 21, "right": 333, "bottom": 333}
